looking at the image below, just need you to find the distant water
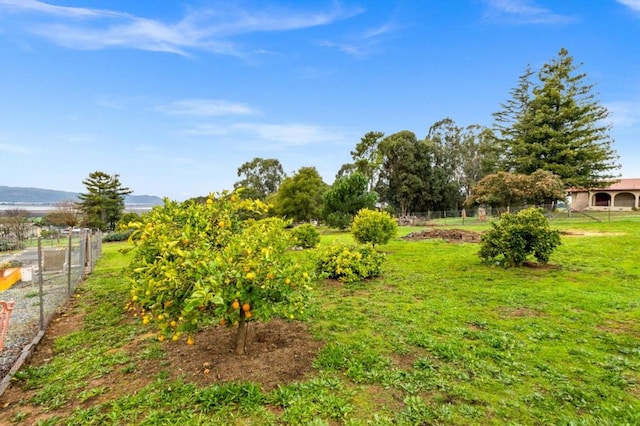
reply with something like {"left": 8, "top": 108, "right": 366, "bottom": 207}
{"left": 0, "top": 204, "right": 154, "bottom": 215}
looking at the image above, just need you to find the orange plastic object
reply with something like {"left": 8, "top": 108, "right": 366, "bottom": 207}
{"left": 0, "top": 268, "right": 21, "bottom": 291}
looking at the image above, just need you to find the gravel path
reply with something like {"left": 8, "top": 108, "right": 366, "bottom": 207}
{"left": 0, "top": 270, "right": 78, "bottom": 380}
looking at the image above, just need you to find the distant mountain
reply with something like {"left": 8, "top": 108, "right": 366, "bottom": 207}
{"left": 0, "top": 185, "right": 163, "bottom": 205}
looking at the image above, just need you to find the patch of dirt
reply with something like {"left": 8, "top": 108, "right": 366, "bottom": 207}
{"left": 0, "top": 297, "right": 323, "bottom": 423}
{"left": 162, "top": 319, "right": 323, "bottom": 390}
{"left": 497, "top": 307, "right": 542, "bottom": 318}
{"left": 402, "top": 228, "right": 482, "bottom": 243}
{"left": 596, "top": 319, "right": 640, "bottom": 336}
{"left": 521, "top": 261, "right": 561, "bottom": 270}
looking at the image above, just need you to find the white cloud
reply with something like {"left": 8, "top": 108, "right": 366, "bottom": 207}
{"left": 156, "top": 99, "right": 259, "bottom": 117}
{"left": 0, "top": 143, "right": 32, "bottom": 154}
{"left": 483, "top": 0, "right": 574, "bottom": 24}
{"left": 0, "top": 0, "right": 128, "bottom": 19}
{"left": 239, "top": 123, "right": 345, "bottom": 146}
{"left": 320, "top": 21, "right": 398, "bottom": 57}
{"left": 0, "top": 0, "right": 362, "bottom": 56}
{"left": 616, "top": 0, "right": 640, "bottom": 13}
{"left": 606, "top": 101, "right": 640, "bottom": 127}
{"left": 184, "top": 122, "right": 350, "bottom": 147}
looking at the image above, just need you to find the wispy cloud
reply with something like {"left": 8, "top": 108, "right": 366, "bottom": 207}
{"left": 184, "top": 122, "right": 349, "bottom": 147}
{"left": 616, "top": 0, "right": 640, "bottom": 13}
{"left": 156, "top": 99, "right": 259, "bottom": 117}
{"left": 0, "top": 0, "right": 128, "bottom": 19}
{"left": 319, "top": 21, "right": 398, "bottom": 57}
{"left": 483, "top": 0, "right": 574, "bottom": 24}
{"left": 606, "top": 100, "right": 640, "bottom": 127}
{"left": 0, "top": 143, "right": 32, "bottom": 154}
{"left": 0, "top": 0, "right": 362, "bottom": 56}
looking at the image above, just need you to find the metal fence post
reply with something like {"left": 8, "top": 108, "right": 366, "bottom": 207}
{"left": 37, "top": 236, "right": 44, "bottom": 331}
{"left": 79, "top": 230, "right": 87, "bottom": 281}
{"left": 67, "top": 228, "right": 73, "bottom": 297}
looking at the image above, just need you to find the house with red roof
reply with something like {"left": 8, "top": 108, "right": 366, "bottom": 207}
{"left": 568, "top": 178, "right": 640, "bottom": 210}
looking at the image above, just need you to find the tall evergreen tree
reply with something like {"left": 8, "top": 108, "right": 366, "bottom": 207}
{"left": 493, "top": 48, "right": 619, "bottom": 188}
{"left": 273, "top": 167, "right": 327, "bottom": 222}
{"left": 78, "top": 171, "right": 132, "bottom": 231}
{"left": 322, "top": 172, "right": 377, "bottom": 229}
{"left": 492, "top": 65, "right": 535, "bottom": 172}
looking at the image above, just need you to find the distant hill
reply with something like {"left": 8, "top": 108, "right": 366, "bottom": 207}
{"left": 0, "top": 185, "right": 163, "bottom": 205}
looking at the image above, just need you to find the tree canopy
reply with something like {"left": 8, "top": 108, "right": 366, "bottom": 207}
{"left": 234, "top": 157, "right": 286, "bottom": 200}
{"left": 78, "top": 171, "right": 132, "bottom": 231}
{"left": 468, "top": 170, "right": 565, "bottom": 209}
{"left": 322, "top": 172, "right": 377, "bottom": 229}
{"left": 273, "top": 167, "right": 328, "bottom": 222}
{"left": 492, "top": 48, "right": 619, "bottom": 189}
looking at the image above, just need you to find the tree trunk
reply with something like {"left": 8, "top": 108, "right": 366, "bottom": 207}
{"left": 234, "top": 311, "right": 248, "bottom": 355}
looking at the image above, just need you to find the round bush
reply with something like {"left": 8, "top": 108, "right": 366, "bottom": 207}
{"left": 290, "top": 223, "right": 320, "bottom": 249}
{"left": 316, "top": 243, "right": 385, "bottom": 283}
{"left": 351, "top": 209, "right": 398, "bottom": 246}
{"left": 479, "top": 207, "right": 561, "bottom": 267}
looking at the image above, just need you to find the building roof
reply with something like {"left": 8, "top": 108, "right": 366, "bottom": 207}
{"left": 570, "top": 178, "right": 640, "bottom": 192}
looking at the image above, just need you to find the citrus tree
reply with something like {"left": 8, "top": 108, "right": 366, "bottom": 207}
{"left": 351, "top": 208, "right": 398, "bottom": 246}
{"left": 126, "top": 192, "right": 312, "bottom": 355}
{"left": 479, "top": 207, "right": 561, "bottom": 267}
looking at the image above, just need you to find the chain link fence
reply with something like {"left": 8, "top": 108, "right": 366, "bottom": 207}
{"left": 395, "top": 207, "right": 640, "bottom": 226}
{"left": 0, "top": 230, "right": 102, "bottom": 382}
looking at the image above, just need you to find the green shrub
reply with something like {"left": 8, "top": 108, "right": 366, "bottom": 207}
{"left": 479, "top": 207, "right": 561, "bottom": 267}
{"left": 351, "top": 209, "right": 398, "bottom": 246}
{"left": 102, "top": 229, "right": 134, "bottom": 242}
{"left": 324, "top": 212, "right": 353, "bottom": 230}
{"left": 290, "top": 223, "right": 320, "bottom": 249}
{"left": 316, "top": 243, "right": 385, "bottom": 283}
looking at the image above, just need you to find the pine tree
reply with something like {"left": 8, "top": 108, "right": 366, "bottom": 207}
{"left": 492, "top": 65, "right": 535, "bottom": 172}
{"left": 493, "top": 49, "right": 619, "bottom": 188}
{"left": 78, "top": 171, "right": 132, "bottom": 231}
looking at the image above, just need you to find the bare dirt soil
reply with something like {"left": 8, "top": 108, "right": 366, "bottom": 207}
{"left": 402, "top": 228, "right": 482, "bottom": 243}
{"left": 0, "top": 296, "right": 323, "bottom": 422}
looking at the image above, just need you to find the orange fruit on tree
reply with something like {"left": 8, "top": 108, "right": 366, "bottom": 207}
{"left": 232, "top": 300, "right": 240, "bottom": 310}
{"left": 242, "top": 303, "right": 251, "bottom": 312}
{"left": 245, "top": 311, "right": 253, "bottom": 319}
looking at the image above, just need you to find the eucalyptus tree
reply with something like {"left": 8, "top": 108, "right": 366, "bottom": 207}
{"left": 234, "top": 157, "right": 286, "bottom": 200}
{"left": 377, "top": 130, "right": 423, "bottom": 216}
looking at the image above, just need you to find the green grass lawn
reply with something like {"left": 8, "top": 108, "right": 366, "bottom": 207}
{"left": 5, "top": 219, "right": 640, "bottom": 425}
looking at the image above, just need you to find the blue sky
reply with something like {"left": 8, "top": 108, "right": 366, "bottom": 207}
{"left": 1, "top": 0, "right": 639, "bottom": 200}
